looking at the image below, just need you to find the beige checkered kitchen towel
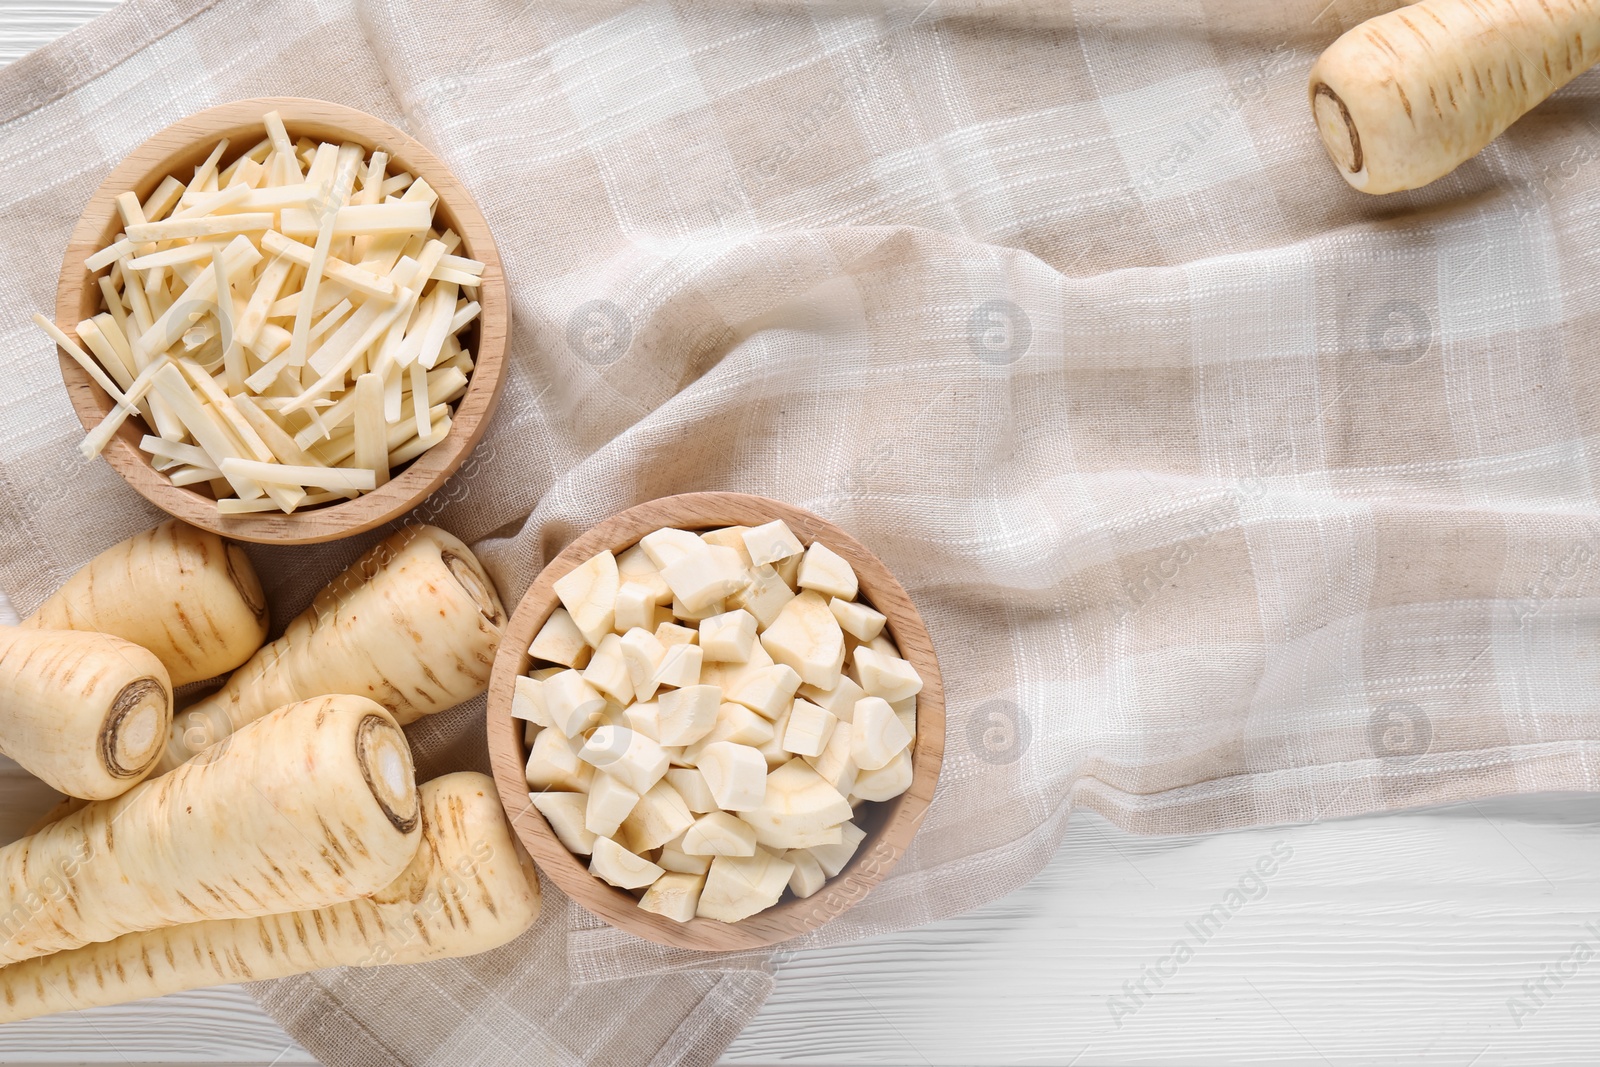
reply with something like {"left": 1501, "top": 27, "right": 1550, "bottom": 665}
{"left": 3, "top": 0, "right": 1600, "bottom": 1062}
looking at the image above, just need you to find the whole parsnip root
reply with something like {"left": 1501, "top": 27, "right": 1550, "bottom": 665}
{"left": 1310, "top": 0, "right": 1600, "bottom": 194}
{"left": 160, "top": 525, "right": 505, "bottom": 773}
{"left": 23, "top": 521, "right": 269, "bottom": 686}
{"left": 0, "top": 695, "right": 420, "bottom": 968}
{"left": 0, "top": 628, "right": 172, "bottom": 800}
{"left": 0, "top": 773, "right": 539, "bottom": 1024}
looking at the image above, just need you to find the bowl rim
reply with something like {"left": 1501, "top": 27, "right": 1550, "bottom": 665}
{"left": 52, "top": 96, "right": 509, "bottom": 546}
{"left": 485, "top": 491, "right": 946, "bottom": 951}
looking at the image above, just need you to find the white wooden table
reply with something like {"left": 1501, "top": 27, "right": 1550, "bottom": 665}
{"left": 3, "top": 7, "right": 1599, "bottom": 1065}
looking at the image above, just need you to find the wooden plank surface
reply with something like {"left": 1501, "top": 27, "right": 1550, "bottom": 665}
{"left": 3, "top": 6, "right": 1599, "bottom": 1067}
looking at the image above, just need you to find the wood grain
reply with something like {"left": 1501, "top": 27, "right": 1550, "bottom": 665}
{"left": 486, "top": 492, "right": 946, "bottom": 952}
{"left": 52, "top": 97, "right": 509, "bottom": 545}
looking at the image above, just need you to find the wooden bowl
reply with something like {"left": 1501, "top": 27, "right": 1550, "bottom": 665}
{"left": 486, "top": 492, "right": 945, "bottom": 951}
{"left": 52, "top": 97, "right": 509, "bottom": 545}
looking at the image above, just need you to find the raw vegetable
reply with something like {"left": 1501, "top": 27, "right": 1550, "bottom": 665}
{"left": 0, "top": 628, "right": 171, "bottom": 800}
{"left": 0, "top": 772, "right": 538, "bottom": 1024}
{"left": 160, "top": 525, "right": 503, "bottom": 772}
{"left": 0, "top": 694, "right": 419, "bottom": 967}
{"left": 519, "top": 520, "right": 921, "bottom": 923}
{"left": 1309, "top": 0, "right": 1600, "bottom": 194}
{"left": 33, "top": 110, "right": 484, "bottom": 510}
{"left": 22, "top": 520, "right": 268, "bottom": 686}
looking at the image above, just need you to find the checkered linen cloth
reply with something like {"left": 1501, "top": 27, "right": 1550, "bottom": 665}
{"left": 3, "top": 0, "right": 1600, "bottom": 1062}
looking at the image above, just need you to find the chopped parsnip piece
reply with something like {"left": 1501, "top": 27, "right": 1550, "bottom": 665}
{"left": 523, "top": 524, "right": 923, "bottom": 924}
{"left": 742, "top": 520, "right": 804, "bottom": 566}
{"left": 589, "top": 837, "right": 663, "bottom": 891}
{"left": 639, "top": 872, "right": 703, "bottom": 922}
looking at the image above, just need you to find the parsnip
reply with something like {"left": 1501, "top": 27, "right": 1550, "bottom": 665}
{"left": 0, "top": 773, "right": 538, "bottom": 1024}
{"left": 0, "top": 694, "right": 419, "bottom": 967}
{"left": 161, "top": 525, "right": 504, "bottom": 771}
{"left": 0, "top": 628, "right": 171, "bottom": 800}
{"left": 22, "top": 521, "right": 268, "bottom": 686}
{"left": 1309, "top": 0, "right": 1600, "bottom": 194}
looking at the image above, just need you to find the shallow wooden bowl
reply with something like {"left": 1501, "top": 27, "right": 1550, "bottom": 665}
{"left": 486, "top": 492, "right": 945, "bottom": 951}
{"left": 53, "top": 97, "right": 509, "bottom": 545}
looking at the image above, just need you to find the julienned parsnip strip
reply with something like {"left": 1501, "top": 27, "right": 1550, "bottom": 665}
{"left": 34, "top": 110, "right": 486, "bottom": 513}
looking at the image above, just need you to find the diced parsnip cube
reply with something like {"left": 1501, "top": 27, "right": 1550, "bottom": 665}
{"left": 756, "top": 701, "right": 794, "bottom": 770}
{"left": 761, "top": 591, "right": 845, "bottom": 689}
{"left": 786, "top": 848, "right": 827, "bottom": 898}
{"left": 773, "top": 550, "right": 802, "bottom": 591}
{"left": 797, "top": 676, "right": 866, "bottom": 723}
{"left": 742, "top": 758, "right": 852, "bottom": 850}
{"left": 639, "top": 872, "right": 704, "bottom": 922}
{"left": 672, "top": 595, "right": 725, "bottom": 623}
{"left": 850, "top": 696, "right": 912, "bottom": 770}
{"left": 797, "top": 542, "right": 858, "bottom": 600}
{"left": 804, "top": 719, "right": 858, "bottom": 797}
{"left": 742, "top": 520, "right": 804, "bottom": 567}
{"left": 653, "top": 642, "right": 703, "bottom": 690}
{"left": 681, "top": 811, "right": 758, "bottom": 857}
{"left": 727, "top": 564, "right": 796, "bottom": 628}
{"left": 726, "top": 664, "right": 803, "bottom": 721}
{"left": 543, "top": 669, "right": 606, "bottom": 737}
{"left": 783, "top": 699, "right": 837, "bottom": 759}
{"left": 658, "top": 848, "right": 712, "bottom": 876}
{"left": 585, "top": 773, "right": 640, "bottom": 837}
{"left": 657, "top": 684, "right": 722, "bottom": 747}
{"left": 554, "top": 550, "right": 619, "bottom": 646}
{"left": 891, "top": 696, "right": 917, "bottom": 741}
{"left": 867, "top": 633, "right": 901, "bottom": 658}
{"left": 578, "top": 726, "right": 670, "bottom": 794}
{"left": 695, "top": 742, "right": 769, "bottom": 812}
{"left": 666, "top": 767, "right": 718, "bottom": 814}
{"left": 661, "top": 543, "right": 747, "bottom": 613}
{"left": 530, "top": 792, "right": 597, "bottom": 856}
{"left": 525, "top": 728, "right": 595, "bottom": 792}
{"left": 701, "top": 637, "right": 774, "bottom": 692}
{"left": 700, "top": 527, "right": 755, "bottom": 569}
{"left": 614, "top": 580, "right": 660, "bottom": 634}
{"left": 853, "top": 647, "right": 924, "bottom": 703}
{"left": 618, "top": 543, "right": 658, "bottom": 579}
{"left": 530, "top": 607, "right": 592, "bottom": 668}
{"left": 619, "top": 627, "right": 668, "bottom": 701}
{"left": 829, "top": 598, "right": 886, "bottom": 642}
{"left": 697, "top": 849, "right": 794, "bottom": 923}
{"left": 620, "top": 780, "right": 696, "bottom": 851}
{"left": 512, "top": 675, "right": 554, "bottom": 730}
{"left": 682, "top": 704, "right": 775, "bottom": 764}
{"left": 623, "top": 700, "right": 662, "bottom": 741}
{"left": 640, "top": 527, "right": 704, "bottom": 569}
{"left": 655, "top": 622, "right": 698, "bottom": 647}
{"left": 589, "top": 837, "right": 664, "bottom": 890}
{"left": 582, "top": 633, "right": 635, "bottom": 704}
{"left": 852, "top": 747, "right": 913, "bottom": 802}
{"left": 806, "top": 820, "right": 868, "bottom": 878}
{"left": 700, "top": 609, "right": 757, "bottom": 663}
